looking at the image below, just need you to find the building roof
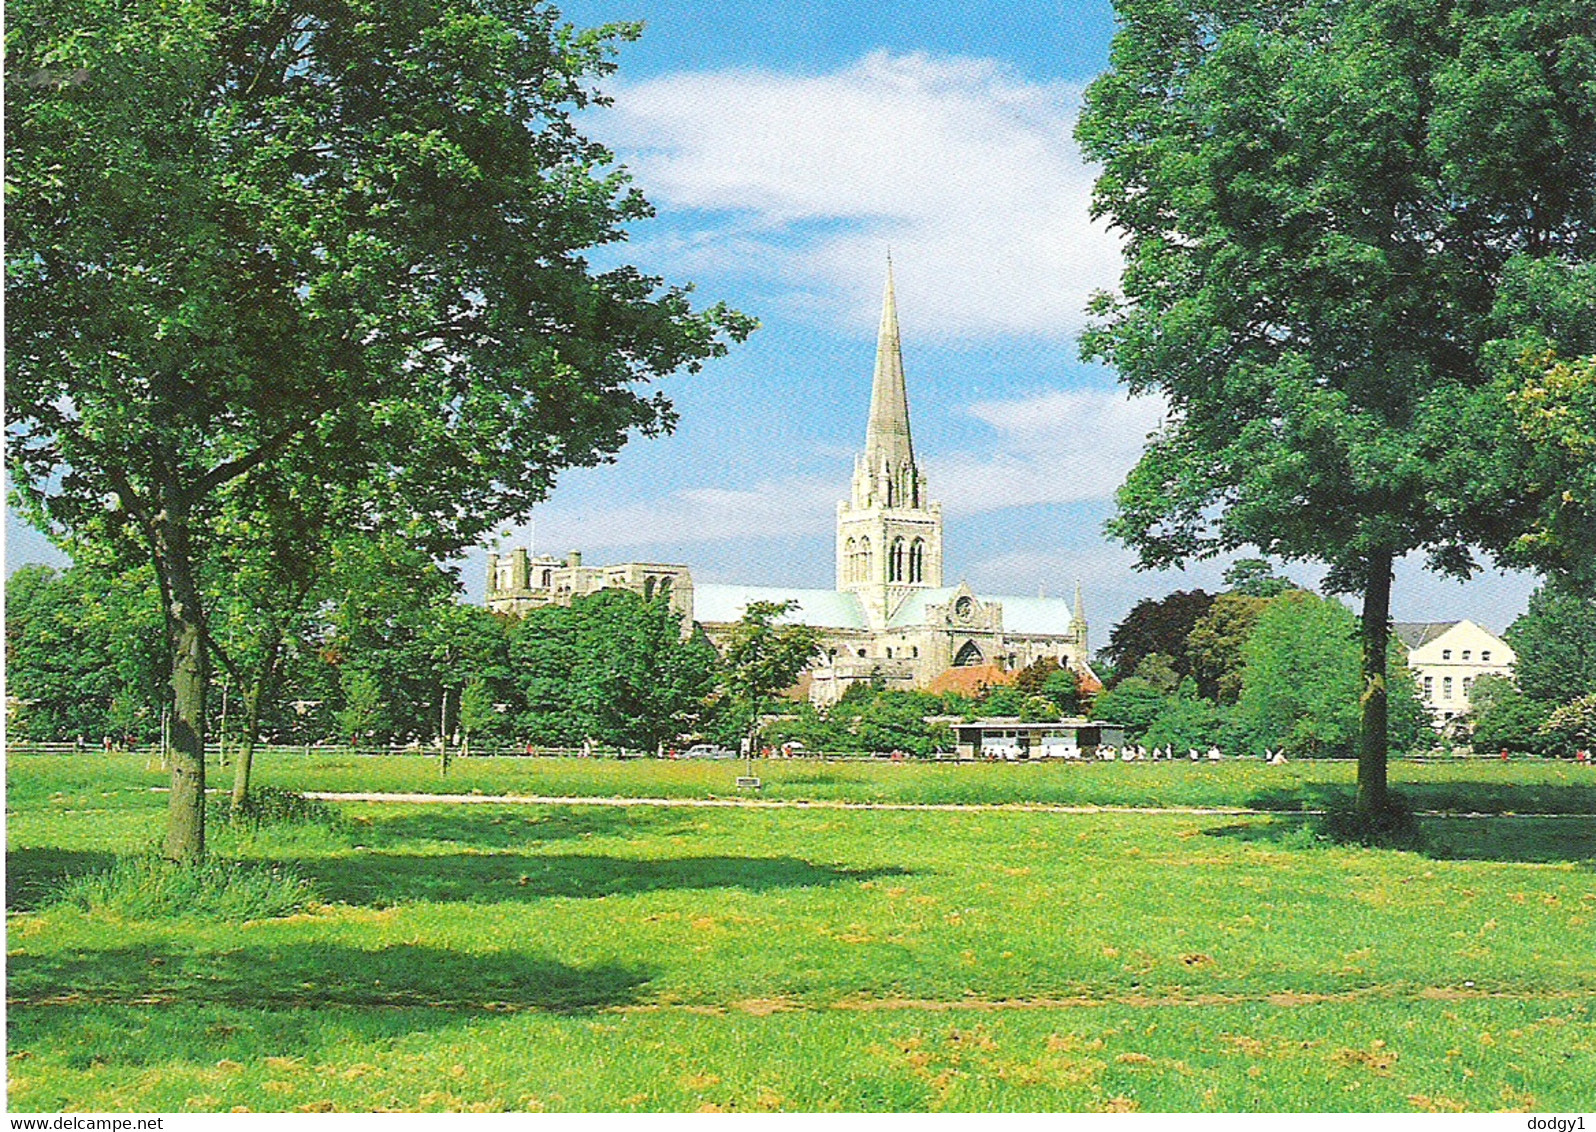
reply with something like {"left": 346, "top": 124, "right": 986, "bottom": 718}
{"left": 1394, "top": 621, "right": 1460, "bottom": 650}
{"left": 694, "top": 584, "right": 869, "bottom": 630}
{"left": 926, "top": 663, "right": 1015, "bottom": 697}
{"left": 885, "top": 587, "right": 1080, "bottom": 635}
{"left": 995, "top": 595, "right": 1081, "bottom": 636}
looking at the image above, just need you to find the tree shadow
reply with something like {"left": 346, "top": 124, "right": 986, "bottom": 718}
{"left": 299, "top": 851, "right": 909, "bottom": 907}
{"left": 1204, "top": 815, "right": 1596, "bottom": 865}
{"left": 1245, "top": 779, "right": 1596, "bottom": 816}
{"left": 5, "top": 848, "right": 119, "bottom": 912}
{"left": 7, "top": 941, "right": 650, "bottom": 1015}
{"left": 350, "top": 805, "right": 691, "bottom": 850}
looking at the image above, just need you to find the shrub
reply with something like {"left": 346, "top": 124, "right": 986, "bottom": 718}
{"left": 52, "top": 855, "right": 318, "bottom": 921}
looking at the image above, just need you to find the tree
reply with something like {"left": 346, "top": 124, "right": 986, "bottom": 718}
{"left": 7, "top": 0, "right": 752, "bottom": 860}
{"left": 716, "top": 601, "right": 823, "bottom": 765}
{"left": 1236, "top": 592, "right": 1424, "bottom": 758}
{"left": 1100, "top": 591, "right": 1215, "bottom": 686}
{"left": 1090, "top": 677, "right": 1172, "bottom": 738}
{"left": 1077, "top": 0, "right": 1595, "bottom": 812}
{"left": 1540, "top": 693, "right": 1596, "bottom": 754}
{"left": 1466, "top": 674, "right": 1551, "bottom": 756}
{"left": 1185, "top": 593, "right": 1272, "bottom": 703}
{"left": 1222, "top": 559, "right": 1298, "bottom": 599}
{"left": 1505, "top": 581, "right": 1596, "bottom": 706}
{"left": 1015, "top": 657, "right": 1083, "bottom": 715}
{"left": 4, "top": 561, "right": 167, "bottom": 742}
{"left": 509, "top": 590, "right": 717, "bottom": 750}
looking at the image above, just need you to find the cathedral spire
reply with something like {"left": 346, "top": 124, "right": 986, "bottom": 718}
{"left": 864, "top": 256, "right": 914, "bottom": 469}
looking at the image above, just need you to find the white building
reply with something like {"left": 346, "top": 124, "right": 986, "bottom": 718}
{"left": 1394, "top": 620, "right": 1517, "bottom": 726}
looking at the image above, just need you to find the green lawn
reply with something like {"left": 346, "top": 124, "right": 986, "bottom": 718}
{"left": 6, "top": 754, "right": 1594, "bottom": 1112}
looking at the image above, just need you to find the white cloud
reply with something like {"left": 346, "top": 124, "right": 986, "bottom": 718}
{"left": 605, "top": 51, "right": 1120, "bottom": 338}
{"left": 932, "top": 387, "right": 1168, "bottom": 513}
{"left": 500, "top": 476, "right": 842, "bottom": 552}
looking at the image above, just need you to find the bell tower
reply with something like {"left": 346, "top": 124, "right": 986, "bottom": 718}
{"left": 836, "top": 259, "right": 944, "bottom": 628}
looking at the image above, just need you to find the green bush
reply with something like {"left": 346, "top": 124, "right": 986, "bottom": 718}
{"left": 51, "top": 855, "right": 318, "bottom": 921}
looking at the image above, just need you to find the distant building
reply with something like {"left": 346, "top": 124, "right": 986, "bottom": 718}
{"left": 486, "top": 262, "right": 1098, "bottom": 705}
{"left": 1395, "top": 620, "right": 1516, "bottom": 727}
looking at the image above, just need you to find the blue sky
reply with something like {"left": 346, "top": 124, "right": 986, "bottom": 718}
{"left": 4, "top": 0, "right": 1540, "bottom": 637}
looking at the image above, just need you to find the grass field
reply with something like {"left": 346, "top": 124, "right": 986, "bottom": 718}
{"left": 6, "top": 753, "right": 1595, "bottom": 1112}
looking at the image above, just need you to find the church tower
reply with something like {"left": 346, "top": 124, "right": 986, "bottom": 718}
{"left": 836, "top": 260, "right": 944, "bottom": 628}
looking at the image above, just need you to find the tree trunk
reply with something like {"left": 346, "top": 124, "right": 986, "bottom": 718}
{"left": 231, "top": 632, "right": 281, "bottom": 812}
{"left": 157, "top": 520, "right": 208, "bottom": 863}
{"left": 1356, "top": 547, "right": 1394, "bottom": 816}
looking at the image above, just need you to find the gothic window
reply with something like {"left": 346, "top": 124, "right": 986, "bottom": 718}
{"left": 844, "top": 537, "right": 858, "bottom": 583}
{"left": 954, "top": 640, "right": 984, "bottom": 667}
{"left": 860, "top": 537, "right": 873, "bottom": 581}
{"left": 540, "top": 570, "right": 552, "bottom": 587}
{"left": 910, "top": 539, "right": 925, "bottom": 583}
{"left": 643, "top": 577, "right": 656, "bottom": 600}
{"left": 890, "top": 537, "right": 906, "bottom": 582}
{"left": 659, "top": 577, "right": 672, "bottom": 596}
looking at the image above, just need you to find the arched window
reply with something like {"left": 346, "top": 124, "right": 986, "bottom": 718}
{"left": 859, "top": 537, "right": 872, "bottom": 582}
{"left": 909, "top": 539, "right": 925, "bottom": 583}
{"left": 890, "top": 537, "right": 906, "bottom": 582}
{"left": 643, "top": 577, "right": 656, "bottom": 600}
{"left": 844, "top": 537, "right": 858, "bottom": 583}
{"left": 954, "top": 640, "right": 984, "bottom": 667}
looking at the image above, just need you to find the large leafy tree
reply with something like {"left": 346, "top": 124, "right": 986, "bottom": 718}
{"left": 1077, "top": 0, "right": 1596, "bottom": 813}
{"left": 511, "top": 590, "right": 718, "bottom": 750}
{"left": 5, "top": 561, "right": 167, "bottom": 741}
{"left": 1237, "top": 592, "right": 1424, "bottom": 758}
{"left": 1505, "top": 580, "right": 1596, "bottom": 706}
{"left": 6, "top": 0, "right": 752, "bottom": 860}
{"left": 1099, "top": 590, "right": 1215, "bottom": 685}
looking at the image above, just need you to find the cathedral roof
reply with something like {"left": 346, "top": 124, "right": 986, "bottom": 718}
{"left": 694, "top": 583, "right": 869, "bottom": 630}
{"left": 885, "top": 587, "right": 1081, "bottom": 635}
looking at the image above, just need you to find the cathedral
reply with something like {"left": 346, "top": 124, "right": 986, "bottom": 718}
{"left": 486, "top": 265, "right": 1093, "bottom": 704}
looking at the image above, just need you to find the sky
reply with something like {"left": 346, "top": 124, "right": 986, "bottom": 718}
{"left": 3, "top": 0, "right": 1542, "bottom": 638}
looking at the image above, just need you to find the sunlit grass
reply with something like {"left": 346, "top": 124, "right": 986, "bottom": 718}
{"left": 6, "top": 754, "right": 1594, "bottom": 1112}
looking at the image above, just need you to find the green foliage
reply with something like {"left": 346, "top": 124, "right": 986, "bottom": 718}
{"left": 1222, "top": 559, "right": 1298, "bottom": 598}
{"left": 1237, "top": 592, "right": 1423, "bottom": 758}
{"left": 51, "top": 856, "right": 317, "bottom": 922}
{"left": 975, "top": 684, "right": 1025, "bottom": 718}
{"left": 1077, "top": 0, "right": 1596, "bottom": 805}
{"left": 1506, "top": 581, "right": 1596, "bottom": 705}
{"left": 1142, "top": 693, "right": 1238, "bottom": 754}
{"left": 1467, "top": 675, "right": 1553, "bottom": 756}
{"left": 334, "top": 669, "right": 385, "bottom": 745}
{"left": 1014, "top": 658, "right": 1081, "bottom": 716}
{"left": 1091, "top": 677, "right": 1171, "bottom": 738}
{"left": 1540, "top": 693, "right": 1596, "bottom": 754}
{"left": 513, "top": 590, "right": 719, "bottom": 750}
{"left": 717, "top": 601, "right": 824, "bottom": 740}
{"left": 4, "top": 563, "right": 167, "bottom": 741}
{"left": 1185, "top": 593, "right": 1271, "bottom": 703}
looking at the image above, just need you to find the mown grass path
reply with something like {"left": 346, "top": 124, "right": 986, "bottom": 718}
{"left": 7, "top": 754, "right": 1594, "bottom": 1112}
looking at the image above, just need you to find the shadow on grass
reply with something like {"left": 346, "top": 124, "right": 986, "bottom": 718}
{"left": 351, "top": 805, "right": 691, "bottom": 850}
{"left": 1204, "top": 815, "right": 1596, "bottom": 865}
{"left": 1245, "top": 778, "right": 1596, "bottom": 816}
{"left": 299, "top": 852, "right": 909, "bottom": 907}
{"left": 7, "top": 941, "right": 650, "bottom": 1015}
{"left": 6, "top": 848, "right": 120, "bottom": 912}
